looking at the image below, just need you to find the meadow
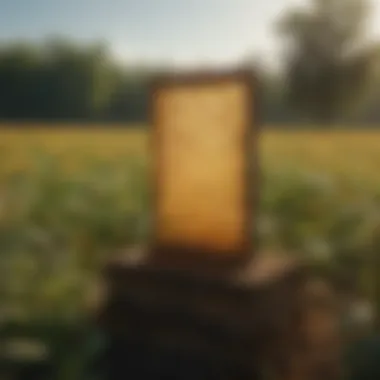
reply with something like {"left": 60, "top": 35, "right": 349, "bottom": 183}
{"left": 1, "top": 126, "right": 380, "bottom": 286}
{"left": 1, "top": 126, "right": 380, "bottom": 183}
{"left": 1, "top": 125, "right": 380, "bottom": 378}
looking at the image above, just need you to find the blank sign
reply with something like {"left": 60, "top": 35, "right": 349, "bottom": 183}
{"left": 152, "top": 71, "right": 256, "bottom": 264}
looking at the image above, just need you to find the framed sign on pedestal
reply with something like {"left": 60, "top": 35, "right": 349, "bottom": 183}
{"left": 150, "top": 70, "right": 258, "bottom": 270}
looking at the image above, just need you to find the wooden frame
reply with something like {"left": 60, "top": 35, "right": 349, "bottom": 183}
{"left": 149, "top": 68, "right": 260, "bottom": 272}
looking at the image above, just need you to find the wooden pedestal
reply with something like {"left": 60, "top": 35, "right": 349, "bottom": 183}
{"left": 95, "top": 249, "right": 341, "bottom": 380}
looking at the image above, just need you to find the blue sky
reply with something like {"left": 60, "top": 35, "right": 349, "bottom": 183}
{"left": 1, "top": 0, "right": 380, "bottom": 67}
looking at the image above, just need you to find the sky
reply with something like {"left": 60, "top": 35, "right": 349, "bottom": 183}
{"left": 1, "top": 0, "right": 380, "bottom": 68}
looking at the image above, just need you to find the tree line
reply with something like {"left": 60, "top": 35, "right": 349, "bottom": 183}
{"left": 0, "top": 38, "right": 151, "bottom": 123}
{"left": 1, "top": 0, "right": 380, "bottom": 127}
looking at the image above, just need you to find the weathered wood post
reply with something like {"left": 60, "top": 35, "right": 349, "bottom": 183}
{"left": 96, "top": 69, "right": 342, "bottom": 380}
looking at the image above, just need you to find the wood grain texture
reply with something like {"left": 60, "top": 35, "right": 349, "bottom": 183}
{"left": 97, "top": 250, "right": 341, "bottom": 380}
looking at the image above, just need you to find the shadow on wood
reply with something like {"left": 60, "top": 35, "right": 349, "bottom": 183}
{"left": 95, "top": 249, "right": 342, "bottom": 380}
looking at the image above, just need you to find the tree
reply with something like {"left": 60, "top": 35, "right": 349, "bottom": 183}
{"left": 0, "top": 43, "right": 42, "bottom": 119}
{"left": 41, "top": 39, "right": 117, "bottom": 120}
{"left": 276, "top": 0, "right": 380, "bottom": 124}
{"left": 0, "top": 38, "right": 154, "bottom": 124}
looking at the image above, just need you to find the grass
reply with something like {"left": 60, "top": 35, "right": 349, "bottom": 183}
{"left": 1, "top": 125, "right": 380, "bottom": 379}
{"left": 0, "top": 126, "right": 380, "bottom": 184}
{"left": 0, "top": 125, "right": 147, "bottom": 174}
{"left": 0, "top": 124, "right": 380, "bottom": 321}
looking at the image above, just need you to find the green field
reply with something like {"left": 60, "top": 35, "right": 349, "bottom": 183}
{"left": 1, "top": 126, "right": 380, "bottom": 379}
{"left": 1, "top": 125, "right": 380, "bottom": 320}
{"left": 1, "top": 126, "right": 380, "bottom": 184}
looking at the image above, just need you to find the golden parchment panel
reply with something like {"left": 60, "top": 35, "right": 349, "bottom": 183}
{"left": 154, "top": 79, "right": 252, "bottom": 258}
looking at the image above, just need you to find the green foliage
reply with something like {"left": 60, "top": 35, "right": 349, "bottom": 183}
{"left": 0, "top": 39, "right": 150, "bottom": 123}
{"left": 1, "top": 153, "right": 380, "bottom": 379}
{"left": 0, "top": 153, "right": 150, "bottom": 322}
{"left": 276, "top": 0, "right": 380, "bottom": 123}
{"left": 0, "top": 153, "right": 379, "bottom": 320}
{"left": 2, "top": 32, "right": 380, "bottom": 125}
